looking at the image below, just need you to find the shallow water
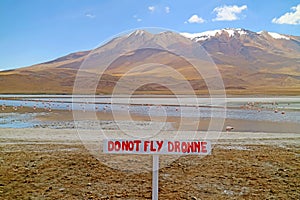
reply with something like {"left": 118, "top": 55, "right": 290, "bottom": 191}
{"left": 0, "top": 96, "right": 299, "bottom": 128}
{"left": 0, "top": 113, "right": 43, "bottom": 128}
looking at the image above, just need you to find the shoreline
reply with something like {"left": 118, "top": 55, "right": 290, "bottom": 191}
{"left": 1, "top": 107, "right": 299, "bottom": 133}
{"left": 1, "top": 128, "right": 299, "bottom": 146}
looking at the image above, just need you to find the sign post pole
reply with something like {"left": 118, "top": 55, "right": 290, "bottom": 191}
{"left": 152, "top": 155, "right": 159, "bottom": 200}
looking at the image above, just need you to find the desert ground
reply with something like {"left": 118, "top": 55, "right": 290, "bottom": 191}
{"left": 0, "top": 126, "right": 299, "bottom": 200}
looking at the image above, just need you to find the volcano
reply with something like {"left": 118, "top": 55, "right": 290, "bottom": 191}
{"left": 1, "top": 28, "right": 299, "bottom": 95}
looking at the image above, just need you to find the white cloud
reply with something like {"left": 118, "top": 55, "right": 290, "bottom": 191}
{"left": 187, "top": 14, "right": 205, "bottom": 24}
{"left": 148, "top": 6, "right": 155, "bottom": 12}
{"left": 165, "top": 6, "right": 170, "bottom": 14}
{"left": 272, "top": 4, "right": 300, "bottom": 25}
{"left": 85, "top": 13, "right": 95, "bottom": 19}
{"left": 133, "top": 15, "right": 142, "bottom": 22}
{"left": 213, "top": 5, "right": 247, "bottom": 21}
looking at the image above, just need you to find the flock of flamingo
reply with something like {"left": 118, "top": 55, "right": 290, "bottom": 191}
{"left": 1, "top": 100, "right": 55, "bottom": 112}
{"left": 1, "top": 98, "right": 289, "bottom": 132}
{"left": 240, "top": 101, "right": 285, "bottom": 115}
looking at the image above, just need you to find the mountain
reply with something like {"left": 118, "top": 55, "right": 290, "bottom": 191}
{"left": 0, "top": 28, "right": 299, "bottom": 95}
{"left": 181, "top": 28, "right": 300, "bottom": 94}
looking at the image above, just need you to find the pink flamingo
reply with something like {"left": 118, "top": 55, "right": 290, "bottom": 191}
{"left": 226, "top": 126, "right": 234, "bottom": 132}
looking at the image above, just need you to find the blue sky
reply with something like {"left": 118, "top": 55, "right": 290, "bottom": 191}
{"left": 0, "top": 0, "right": 299, "bottom": 70}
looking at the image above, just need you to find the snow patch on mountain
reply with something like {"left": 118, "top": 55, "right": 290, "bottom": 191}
{"left": 181, "top": 28, "right": 248, "bottom": 42}
{"left": 257, "top": 31, "right": 290, "bottom": 40}
{"left": 127, "top": 30, "right": 148, "bottom": 38}
{"left": 181, "top": 28, "right": 291, "bottom": 42}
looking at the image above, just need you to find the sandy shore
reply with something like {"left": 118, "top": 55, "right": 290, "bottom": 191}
{"left": 0, "top": 128, "right": 299, "bottom": 199}
{"left": 0, "top": 128, "right": 299, "bottom": 146}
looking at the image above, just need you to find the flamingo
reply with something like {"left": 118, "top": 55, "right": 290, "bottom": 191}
{"left": 226, "top": 126, "right": 234, "bottom": 132}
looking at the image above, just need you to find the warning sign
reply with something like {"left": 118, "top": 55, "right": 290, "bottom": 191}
{"left": 103, "top": 139, "right": 211, "bottom": 155}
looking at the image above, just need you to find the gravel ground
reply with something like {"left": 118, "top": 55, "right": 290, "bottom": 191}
{"left": 0, "top": 128, "right": 299, "bottom": 199}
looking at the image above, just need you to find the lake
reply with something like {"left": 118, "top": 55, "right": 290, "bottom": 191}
{"left": 1, "top": 95, "right": 300, "bottom": 129}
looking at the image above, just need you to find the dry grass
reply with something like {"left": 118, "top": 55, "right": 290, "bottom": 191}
{"left": 0, "top": 143, "right": 299, "bottom": 199}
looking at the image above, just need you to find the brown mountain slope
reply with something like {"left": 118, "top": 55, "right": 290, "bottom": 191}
{"left": 0, "top": 29, "right": 299, "bottom": 95}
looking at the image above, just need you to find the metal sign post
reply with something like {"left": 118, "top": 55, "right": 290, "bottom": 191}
{"left": 152, "top": 155, "right": 159, "bottom": 200}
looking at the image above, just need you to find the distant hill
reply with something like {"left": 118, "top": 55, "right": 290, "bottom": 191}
{"left": 1, "top": 28, "right": 299, "bottom": 95}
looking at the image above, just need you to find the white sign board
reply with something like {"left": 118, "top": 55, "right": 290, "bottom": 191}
{"left": 103, "top": 139, "right": 211, "bottom": 155}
